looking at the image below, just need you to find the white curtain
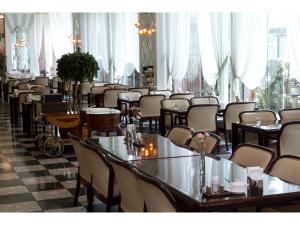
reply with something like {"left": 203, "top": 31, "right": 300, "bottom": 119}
{"left": 80, "top": 13, "right": 110, "bottom": 80}
{"left": 29, "top": 13, "right": 44, "bottom": 76}
{"left": 111, "top": 13, "right": 139, "bottom": 82}
{"left": 156, "top": 13, "right": 169, "bottom": 90}
{"left": 211, "top": 13, "right": 230, "bottom": 104}
{"left": 48, "top": 13, "right": 73, "bottom": 61}
{"left": 285, "top": 13, "right": 300, "bottom": 82}
{"left": 5, "top": 13, "right": 33, "bottom": 73}
{"left": 231, "top": 13, "right": 268, "bottom": 98}
{"left": 197, "top": 13, "right": 218, "bottom": 88}
{"left": 43, "top": 15, "right": 54, "bottom": 73}
{"left": 166, "top": 13, "right": 191, "bottom": 89}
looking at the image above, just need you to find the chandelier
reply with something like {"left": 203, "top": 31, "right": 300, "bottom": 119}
{"left": 135, "top": 20, "right": 156, "bottom": 36}
{"left": 69, "top": 35, "right": 81, "bottom": 46}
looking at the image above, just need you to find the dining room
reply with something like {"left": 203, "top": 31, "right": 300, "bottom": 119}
{"left": 1, "top": 0, "right": 300, "bottom": 224}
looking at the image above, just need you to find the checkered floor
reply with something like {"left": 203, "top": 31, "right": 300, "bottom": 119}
{"left": 0, "top": 97, "right": 118, "bottom": 212}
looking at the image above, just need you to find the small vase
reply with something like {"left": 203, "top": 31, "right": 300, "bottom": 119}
{"left": 199, "top": 150, "right": 206, "bottom": 192}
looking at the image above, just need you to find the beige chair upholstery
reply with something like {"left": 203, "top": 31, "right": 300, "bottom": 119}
{"left": 17, "top": 83, "right": 28, "bottom": 90}
{"left": 217, "top": 102, "right": 256, "bottom": 151}
{"left": 91, "top": 86, "right": 110, "bottom": 94}
{"left": 18, "top": 91, "right": 35, "bottom": 113}
{"left": 187, "top": 104, "right": 219, "bottom": 132}
{"left": 138, "top": 95, "right": 165, "bottom": 131}
{"left": 109, "top": 156, "right": 144, "bottom": 212}
{"left": 81, "top": 81, "right": 93, "bottom": 95}
{"left": 35, "top": 77, "right": 49, "bottom": 86}
{"left": 262, "top": 155, "right": 300, "bottom": 212}
{"left": 118, "top": 91, "right": 142, "bottom": 101}
{"left": 190, "top": 96, "right": 219, "bottom": 105}
{"left": 278, "top": 121, "right": 300, "bottom": 156}
{"left": 7, "top": 80, "right": 17, "bottom": 93}
{"left": 279, "top": 108, "right": 300, "bottom": 121}
{"left": 239, "top": 110, "right": 277, "bottom": 122}
{"left": 150, "top": 90, "right": 172, "bottom": 99}
{"left": 230, "top": 144, "right": 275, "bottom": 171}
{"left": 104, "top": 83, "right": 119, "bottom": 88}
{"left": 188, "top": 132, "right": 221, "bottom": 154}
{"left": 161, "top": 99, "right": 190, "bottom": 128}
{"left": 129, "top": 88, "right": 150, "bottom": 96}
{"left": 80, "top": 142, "right": 119, "bottom": 211}
{"left": 67, "top": 133, "right": 92, "bottom": 207}
{"left": 170, "top": 93, "right": 194, "bottom": 101}
{"left": 103, "top": 89, "right": 124, "bottom": 108}
{"left": 93, "top": 82, "right": 108, "bottom": 87}
{"left": 116, "top": 85, "right": 132, "bottom": 90}
{"left": 167, "top": 126, "right": 192, "bottom": 147}
{"left": 133, "top": 168, "right": 178, "bottom": 212}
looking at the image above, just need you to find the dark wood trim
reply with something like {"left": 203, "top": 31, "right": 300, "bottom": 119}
{"left": 239, "top": 109, "right": 277, "bottom": 122}
{"left": 277, "top": 120, "right": 300, "bottom": 156}
{"left": 190, "top": 96, "right": 219, "bottom": 105}
{"left": 278, "top": 107, "right": 300, "bottom": 120}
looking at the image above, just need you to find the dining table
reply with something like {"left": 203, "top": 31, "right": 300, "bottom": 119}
{"left": 87, "top": 133, "right": 300, "bottom": 212}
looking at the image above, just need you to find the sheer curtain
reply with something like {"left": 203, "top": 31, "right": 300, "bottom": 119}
{"left": 111, "top": 13, "right": 139, "bottom": 83}
{"left": 43, "top": 15, "right": 54, "bottom": 74}
{"left": 80, "top": 13, "right": 110, "bottom": 81}
{"left": 231, "top": 13, "right": 268, "bottom": 99}
{"left": 48, "top": 13, "right": 73, "bottom": 61}
{"left": 166, "top": 13, "right": 191, "bottom": 90}
{"left": 211, "top": 13, "right": 230, "bottom": 104}
{"left": 197, "top": 13, "right": 218, "bottom": 88}
{"left": 285, "top": 13, "right": 300, "bottom": 82}
{"left": 29, "top": 13, "right": 44, "bottom": 76}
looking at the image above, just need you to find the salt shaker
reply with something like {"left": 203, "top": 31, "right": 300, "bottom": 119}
{"left": 212, "top": 176, "right": 219, "bottom": 193}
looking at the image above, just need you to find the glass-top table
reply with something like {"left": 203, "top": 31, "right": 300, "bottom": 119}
{"left": 87, "top": 134, "right": 198, "bottom": 161}
{"left": 131, "top": 156, "right": 300, "bottom": 211}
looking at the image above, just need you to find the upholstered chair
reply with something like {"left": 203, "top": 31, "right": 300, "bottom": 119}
{"left": 93, "top": 82, "right": 108, "bottom": 87}
{"left": 18, "top": 91, "right": 35, "bottom": 113}
{"left": 108, "top": 155, "right": 144, "bottom": 212}
{"left": 35, "top": 76, "right": 49, "bottom": 86}
{"left": 190, "top": 96, "right": 219, "bottom": 105}
{"left": 137, "top": 95, "right": 165, "bottom": 131}
{"left": 230, "top": 144, "right": 275, "bottom": 171}
{"left": 217, "top": 102, "right": 256, "bottom": 151}
{"left": 170, "top": 93, "right": 194, "bottom": 101}
{"left": 51, "top": 76, "right": 59, "bottom": 89}
{"left": 187, "top": 104, "right": 219, "bottom": 132}
{"left": 167, "top": 125, "right": 193, "bottom": 147}
{"left": 129, "top": 88, "right": 150, "bottom": 96}
{"left": 103, "top": 89, "right": 124, "bottom": 108}
{"left": 118, "top": 91, "right": 142, "bottom": 122}
{"left": 279, "top": 108, "right": 300, "bottom": 121}
{"left": 67, "top": 133, "right": 92, "bottom": 207}
{"left": 278, "top": 121, "right": 300, "bottom": 156}
{"left": 188, "top": 132, "right": 221, "bottom": 154}
{"left": 80, "top": 142, "right": 119, "bottom": 212}
{"left": 150, "top": 90, "right": 173, "bottom": 99}
{"left": 133, "top": 168, "right": 179, "bottom": 212}
{"left": 17, "top": 83, "right": 28, "bottom": 90}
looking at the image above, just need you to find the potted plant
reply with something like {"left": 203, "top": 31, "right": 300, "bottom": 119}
{"left": 0, "top": 53, "right": 6, "bottom": 77}
{"left": 56, "top": 51, "right": 99, "bottom": 111}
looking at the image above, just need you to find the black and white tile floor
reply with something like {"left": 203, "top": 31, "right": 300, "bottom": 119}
{"left": 0, "top": 98, "right": 116, "bottom": 212}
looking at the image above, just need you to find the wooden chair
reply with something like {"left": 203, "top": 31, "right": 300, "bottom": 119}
{"left": 187, "top": 132, "right": 221, "bottom": 154}
{"left": 277, "top": 121, "right": 300, "bottom": 156}
{"left": 278, "top": 108, "right": 300, "bottom": 121}
{"left": 170, "top": 93, "right": 194, "bottom": 101}
{"left": 190, "top": 96, "right": 219, "bottom": 105}
{"left": 129, "top": 88, "right": 150, "bottom": 96}
{"left": 167, "top": 125, "right": 193, "bottom": 147}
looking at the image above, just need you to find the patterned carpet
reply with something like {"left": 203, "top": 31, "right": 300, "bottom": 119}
{"left": 0, "top": 98, "right": 117, "bottom": 212}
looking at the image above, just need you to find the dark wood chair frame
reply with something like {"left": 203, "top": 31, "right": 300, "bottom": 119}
{"left": 277, "top": 121, "right": 300, "bottom": 157}
{"left": 190, "top": 96, "right": 219, "bottom": 105}
{"left": 278, "top": 108, "right": 300, "bottom": 120}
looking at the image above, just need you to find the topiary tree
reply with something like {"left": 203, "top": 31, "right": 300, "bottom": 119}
{"left": 56, "top": 51, "right": 99, "bottom": 110}
{"left": 0, "top": 53, "right": 6, "bottom": 78}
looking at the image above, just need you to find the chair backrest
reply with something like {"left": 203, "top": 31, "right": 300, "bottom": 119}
{"left": 133, "top": 168, "right": 178, "bottom": 212}
{"left": 35, "top": 77, "right": 49, "bottom": 86}
{"left": 268, "top": 155, "right": 300, "bottom": 185}
{"left": 17, "top": 83, "right": 28, "bottom": 90}
{"left": 188, "top": 132, "right": 221, "bottom": 154}
{"left": 80, "top": 142, "right": 113, "bottom": 198}
{"left": 160, "top": 99, "right": 190, "bottom": 109}
{"left": 150, "top": 90, "right": 172, "bottom": 99}
{"left": 8, "top": 80, "right": 17, "bottom": 93}
{"left": 67, "top": 133, "right": 92, "bottom": 183}
{"left": 104, "top": 83, "right": 119, "bottom": 88}
{"left": 118, "top": 91, "right": 142, "bottom": 101}
{"left": 91, "top": 86, "right": 111, "bottom": 94}
{"left": 93, "top": 82, "right": 108, "bottom": 87}
{"left": 139, "top": 95, "right": 165, "bottom": 117}
{"left": 230, "top": 144, "right": 275, "bottom": 171}
{"left": 190, "top": 96, "right": 219, "bottom": 105}
{"left": 187, "top": 104, "right": 219, "bottom": 132}
{"left": 167, "top": 126, "right": 192, "bottom": 146}
{"left": 279, "top": 108, "right": 300, "bottom": 121}
{"left": 52, "top": 76, "right": 59, "bottom": 89}
{"left": 170, "top": 93, "right": 194, "bottom": 101}
{"left": 108, "top": 155, "right": 144, "bottom": 212}
{"left": 129, "top": 88, "right": 150, "bottom": 96}
{"left": 224, "top": 102, "right": 256, "bottom": 131}
{"left": 81, "top": 81, "right": 93, "bottom": 95}
{"left": 239, "top": 110, "right": 277, "bottom": 123}
{"left": 103, "top": 89, "right": 124, "bottom": 108}
{"left": 278, "top": 121, "right": 300, "bottom": 156}
{"left": 18, "top": 91, "right": 35, "bottom": 113}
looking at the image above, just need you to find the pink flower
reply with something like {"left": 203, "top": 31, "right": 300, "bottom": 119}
{"left": 196, "top": 133, "right": 205, "bottom": 139}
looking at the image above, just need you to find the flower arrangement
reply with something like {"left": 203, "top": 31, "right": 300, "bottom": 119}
{"left": 190, "top": 131, "right": 210, "bottom": 154}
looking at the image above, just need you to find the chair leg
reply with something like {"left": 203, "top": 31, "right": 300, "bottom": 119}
{"left": 73, "top": 173, "right": 81, "bottom": 206}
{"left": 87, "top": 188, "right": 94, "bottom": 212}
{"left": 149, "top": 119, "right": 152, "bottom": 130}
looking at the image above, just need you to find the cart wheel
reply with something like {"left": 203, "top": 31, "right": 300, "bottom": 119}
{"left": 37, "top": 134, "right": 48, "bottom": 151}
{"left": 43, "top": 136, "right": 64, "bottom": 157}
